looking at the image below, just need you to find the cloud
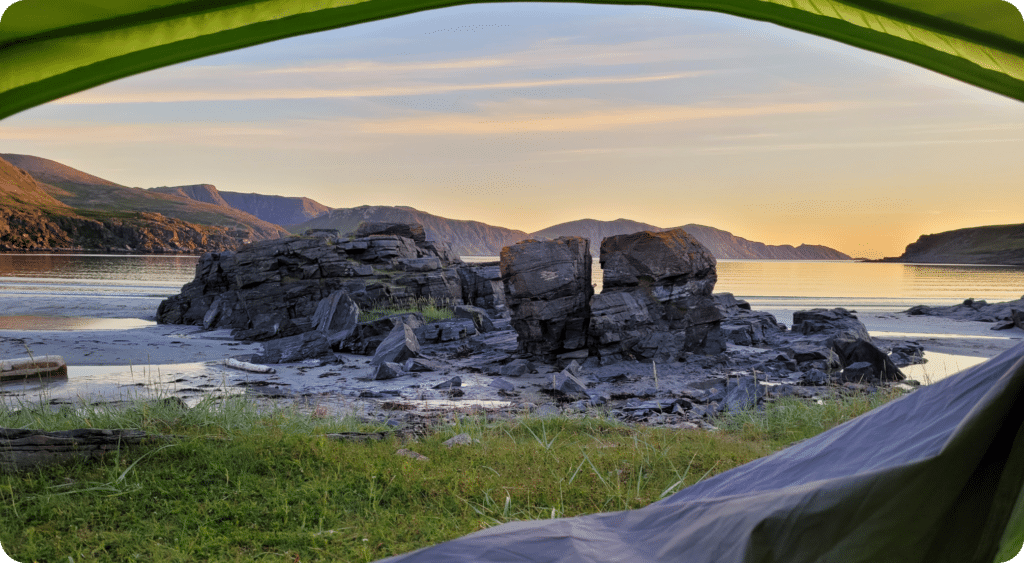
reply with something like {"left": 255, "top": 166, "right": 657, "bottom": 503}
{"left": 358, "top": 100, "right": 853, "bottom": 135}
{"left": 51, "top": 70, "right": 712, "bottom": 105}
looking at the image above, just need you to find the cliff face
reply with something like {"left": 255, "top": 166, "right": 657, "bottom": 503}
{"left": 884, "top": 224, "right": 1024, "bottom": 265}
{"left": 290, "top": 205, "right": 529, "bottom": 256}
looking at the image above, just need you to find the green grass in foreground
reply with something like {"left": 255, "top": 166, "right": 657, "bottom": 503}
{"left": 0, "top": 389, "right": 903, "bottom": 562}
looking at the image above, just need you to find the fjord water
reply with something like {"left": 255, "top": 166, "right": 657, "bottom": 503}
{"left": 2, "top": 254, "right": 1023, "bottom": 326}
{"left": 464, "top": 257, "right": 1024, "bottom": 323}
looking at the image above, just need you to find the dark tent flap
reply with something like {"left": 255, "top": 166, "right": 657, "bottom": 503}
{"left": 377, "top": 343, "right": 1024, "bottom": 562}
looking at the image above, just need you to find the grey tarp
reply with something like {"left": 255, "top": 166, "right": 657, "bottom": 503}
{"left": 377, "top": 342, "right": 1024, "bottom": 562}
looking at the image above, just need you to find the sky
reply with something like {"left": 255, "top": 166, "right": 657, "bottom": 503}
{"left": 2, "top": 2, "right": 1024, "bottom": 259}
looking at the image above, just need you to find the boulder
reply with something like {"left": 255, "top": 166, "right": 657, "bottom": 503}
{"left": 549, "top": 370, "right": 590, "bottom": 400}
{"left": 312, "top": 290, "right": 360, "bottom": 340}
{"left": 370, "top": 323, "right": 421, "bottom": 366}
{"left": 253, "top": 331, "right": 332, "bottom": 364}
{"left": 346, "top": 313, "right": 425, "bottom": 355}
{"left": 721, "top": 376, "right": 766, "bottom": 413}
{"left": 454, "top": 304, "right": 496, "bottom": 333}
{"left": 841, "top": 362, "right": 876, "bottom": 383}
{"left": 499, "top": 358, "right": 533, "bottom": 377}
{"left": 432, "top": 376, "right": 462, "bottom": 390}
{"left": 404, "top": 358, "right": 443, "bottom": 372}
{"left": 501, "top": 237, "right": 593, "bottom": 359}
{"left": 792, "top": 308, "right": 871, "bottom": 341}
{"left": 372, "top": 362, "right": 404, "bottom": 380}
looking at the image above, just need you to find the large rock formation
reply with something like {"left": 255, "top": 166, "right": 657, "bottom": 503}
{"left": 589, "top": 228, "right": 724, "bottom": 363}
{"left": 157, "top": 224, "right": 463, "bottom": 343}
{"left": 500, "top": 237, "right": 593, "bottom": 361}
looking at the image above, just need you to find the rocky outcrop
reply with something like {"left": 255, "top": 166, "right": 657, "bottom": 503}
{"left": 588, "top": 228, "right": 724, "bottom": 363}
{"left": 789, "top": 308, "right": 904, "bottom": 382}
{"left": 906, "top": 297, "right": 1024, "bottom": 330}
{"left": 500, "top": 237, "right": 593, "bottom": 361}
{"left": 157, "top": 224, "right": 464, "bottom": 346}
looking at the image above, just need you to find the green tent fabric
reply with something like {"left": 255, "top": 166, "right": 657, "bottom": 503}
{"left": 0, "top": 0, "right": 1023, "bottom": 121}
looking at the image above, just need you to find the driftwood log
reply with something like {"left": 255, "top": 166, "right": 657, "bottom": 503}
{"left": 0, "top": 428, "right": 165, "bottom": 473}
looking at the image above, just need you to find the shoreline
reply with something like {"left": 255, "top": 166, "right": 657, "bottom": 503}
{"left": 3, "top": 305, "right": 1023, "bottom": 417}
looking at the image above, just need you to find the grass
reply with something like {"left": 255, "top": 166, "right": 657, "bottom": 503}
{"left": 0, "top": 388, "right": 904, "bottom": 563}
{"left": 359, "top": 296, "right": 455, "bottom": 324}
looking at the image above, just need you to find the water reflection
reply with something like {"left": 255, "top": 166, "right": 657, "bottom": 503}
{"left": 0, "top": 316, "right": 155, "bottom": 330}
{"left": 0, "top": 253, "right": 199, "bottom": 283}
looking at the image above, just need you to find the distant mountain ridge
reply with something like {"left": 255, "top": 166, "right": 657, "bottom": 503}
{"left": 878, "top": 223, "right": 1024, "bottom": 265}
{"left": 1, "top": 153, "right": 287, "bottom": 242}
{"left": 530, "top": 219, "right": 851, "bottom": 260}
{"left": 678, "top": 224, "right": 851, "bottom": 260}
{"left": 150, "top": 184, "right": 331, "bottom": 227}
{"left": 290, "top": 205, "right": 529, "bottom": 256}
{"left": 0, "top": 156, "right": 242, "bottom": 252}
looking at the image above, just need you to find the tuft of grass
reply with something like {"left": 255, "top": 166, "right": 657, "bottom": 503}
{"left": 0, "top": 389, "right": 904, "bottom": 563}
{"left": 715, "top": 386, "right": 906, "bottom": 449}
{"left": 359, "top": 296, "right": 455, "bottom": 323}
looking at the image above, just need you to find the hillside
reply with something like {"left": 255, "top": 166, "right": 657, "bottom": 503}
{"left": 678, "top": 224, "right": 852, "bottom": 260}
{"left": 289, "top": 205, "right": 528, "bottom": 256}
{"left": 528, "top": 219, "right": 851, "bottom": 260}
{"left": 220, "top": 191, "right": 330, "bottom": 227}
{"left": 529, "top": 219, "right": 663, "bottom": 253}
{"left": 151, "top": 185, "right": 331, "bottom": 227}
{"left": 879, "top": 223, "right": 1024, "bottom": 265}
{"left": 0, "top": 156, "right": 241, "bottom": 252}
{"left": 150, "top": 184, "right": 230, "bottom": 207}
{"left": 1, "top": 154, "right": 288, "bottom": 241}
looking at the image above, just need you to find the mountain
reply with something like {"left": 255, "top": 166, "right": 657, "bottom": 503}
{"left": 219, "top": 191, "right": 331, "bottom": 227}
{"left": 0, "top": 156, "right": 242, "bottom": 252}
{"left": 529, "top": 219, "right": 663, "bottom": 251}
{"left": 1, "top": 154, "right": 288, "bottom": 241}
{"left": 150, "top": 184, "right": 230, "bottom": 207}
{"left": 527, "top": 219, "right": 851, "bottom": 260}
{"left": 149, "top": 185, "right": 330, "bottom": 227}
{"left": 878, "top": 223, "right": 1024, "bottom": 265}
{"left": 289, "top": 205, "right": 529, "bottom": 256}
{"left": 677, "top": 224, "right": 852, "bottom": 260}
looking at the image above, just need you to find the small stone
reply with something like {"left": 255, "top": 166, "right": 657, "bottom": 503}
{"left": 443, "top": 433, "right": 474, "bottom": 448}
{"left": 499, "top": 359, "right": 532, "bottom": 377}
{"left": 432, "top": 376, "right": 462, "bottom": 390}
{"left": 395, "top": 448, "right": 428, "bottom": 461}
